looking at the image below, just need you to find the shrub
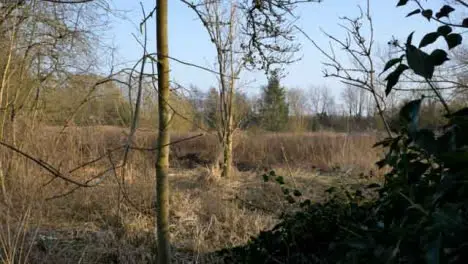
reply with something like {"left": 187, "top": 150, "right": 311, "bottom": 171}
{"left": 220, "top": 99, "right": 468, "bottom": 263}
{"left": 221, "top": 3, "right": 468, "bottom": 263}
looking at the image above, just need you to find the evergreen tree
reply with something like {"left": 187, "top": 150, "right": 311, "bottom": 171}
{"left": 259, "top": 70, "right": 289, "bottom": 131}
{"left": 204, "top": 87, "right": 220, "bottom": 130}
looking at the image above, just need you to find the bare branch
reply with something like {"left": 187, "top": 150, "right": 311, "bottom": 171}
{"left": 40, "top": 0, "right": 95, "bottom": 3}
{"left": 296, "top": 1, "right": 393, "bottom": 136}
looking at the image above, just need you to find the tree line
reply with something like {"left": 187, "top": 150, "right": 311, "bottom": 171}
{"left": 39, "top": 69, "right": 467, "bottom": 134}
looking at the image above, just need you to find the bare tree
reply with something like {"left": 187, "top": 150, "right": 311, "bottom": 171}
{"left": 297, "top": 0, "right": 393, "bottom": 136}
{"left": 180, "top": 0, "right": 244, "bottom": 178}
{"left": 308, "top": 85, "right": 322, "bottom": 115}
{"left": 341, "top": 85, "right": 367, "bottom": 118}
{"left": 0, "top": 0, "right": 110, "bottom": 141}
{"left": 0, "top": 0, "right": 115, "bottom": 199}
{"left": 287, "top": 87, "right": 309, "bottom": 131}
{"left": 308, "top": 85, "right": 334, "bottom": 115}
{"left": 181, "top": 0, "right": 319, "bottom": 177}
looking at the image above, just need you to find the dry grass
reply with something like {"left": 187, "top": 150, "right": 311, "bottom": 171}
{"left": 0, "top": 125, "right": 383, "bottom": 263}
{"left": 37, "top": 126, "right": 381, "bottom": 173}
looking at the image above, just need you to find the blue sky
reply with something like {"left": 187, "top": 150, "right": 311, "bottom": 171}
{"left": 103, "top": 0, "right": 444, "bottom": 99}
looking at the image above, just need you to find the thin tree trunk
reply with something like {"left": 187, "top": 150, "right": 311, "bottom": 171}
{"left": 221, "top": 115, "right": 233, "bottom": 178}
{"left": 221, "top": 5, "right": 237, "bottom": 178}
{"left": 155, "top": 0, "right": 171, "bottom": 263}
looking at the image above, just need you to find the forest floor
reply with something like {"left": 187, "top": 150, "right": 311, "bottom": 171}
{"left": 0, "top": 126, "right": 383, "bottom": 263}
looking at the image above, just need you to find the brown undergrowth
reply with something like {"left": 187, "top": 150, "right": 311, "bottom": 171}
{"left": 0, "top": 125, "right": 383, "bottom": 263}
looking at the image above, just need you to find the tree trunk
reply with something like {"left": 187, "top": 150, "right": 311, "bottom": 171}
{"left": 221, "top": 76, "right": 235, "bottom": 178}
{"left": 221, "top": 119, "right": 233, "bottom": 178}
{"left": 221, "top": 16, "right": 236, "bottom": 178}
{"left": 155, "top": 0, "right": 171, "bottom": 263}
{"left": 209, "top": 144, "right": 222, "bottom": 178}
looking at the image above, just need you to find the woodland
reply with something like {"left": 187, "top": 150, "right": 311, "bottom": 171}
{"left": 0, "top": 0, "right": 468, "bottom": 263}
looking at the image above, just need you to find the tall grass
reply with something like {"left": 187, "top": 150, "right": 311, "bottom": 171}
{"left": 0, "top": 125, "right": 382, "bottom": 263}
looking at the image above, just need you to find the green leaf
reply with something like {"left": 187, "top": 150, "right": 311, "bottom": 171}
{"left": 269, "top": 170, "right": 276, "bottom": 176}
{"left": 300, "top": 199, "right": 311, "bottom": 207}
{"left": 429, "top": 49, "right": 449, "bottom": 66}
{"left": 354, "top": 189, "right": 363, "bottom": 197}
{"left": 397, "top": 0, "right": 408, "bottom": 6}
{"left": 463, "top": 18, "right": 468, "bottom": 27}
{"left": 406, "top": 31, "right": 415, "bottom": 46}
{"left": 419, "top": 32, "right": 441, "bottom": 48}
{"left": 406, "top": 45, "right": 434, "bottom": 79}
{"left": 275, "top": 176, "right": 285, "bottom": 185}
{"left": 437, "top": 25, "right": 452, "bottom": 36}
{"left": 414, "top": 129, "right": 437, "bottom": 154}
{"left": 385, "top": 64, "right": 409, "bottom": 95}
{"left": 389, "top": 137, "right": 401, "bottom": 153}
{"left": 262, "top": 174, "right": 269, "bottom": 182}
{"left": 399, "top": 98, "right": 423, "bottom": 132}
{"left": 366, "top": 183, "right": 381, "bottom": 189}
{"left": 282, "top": 187, "right": 290, "bottom": 195}
{"left": 444, "top": 33, "right": 462, "bottom": 49}
{"left": 437, "top": 130, "right": 457, "bottom": 153}
{"left": 285, "top": 195, "right": 295, "bottom": 204}
{"left": 380, "top": 57, "right": 403, "bottom": 76}
{"left": 325, "top": 187, "right": 336, "bottom": 193}
{"left": 439, "top": 151, "right": 468, "bottom": 169}
{"left": 407, "top": 160, "right": 430, "bottom": 183}
{"left": 293, "top": 190, "right": 302, "bottom": 197}
{"left": 422, "top": 9, "right": 433, "bottom": 21}
{"left": 406, "top": 9, "right": 421, "bottom": 17}
{"left": 376, "top": 159, "right": 387, "bottom": 168}
{"left": 435, "top": 5, "right": 455, "bottom": 19}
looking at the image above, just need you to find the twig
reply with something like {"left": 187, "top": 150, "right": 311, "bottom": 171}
{"left": 425, "top": 78, "right": 451, "bottom": 115}
{"left": 122, "top": 2, "right": 148, "bottom": 167}
{"left": 146, "top": 53, "right": 239, "bottom": 79}
{"left": 1, "top": 132, "right": 207, "bottom": 198}
{"left": 127, "top": 133, "right": 205, "bottom": 151}
{"left": 107, "top": 151, "right": 153, "bottom": 216}
{"left": 0, "top": 141, "right": 91, "bottom": 187}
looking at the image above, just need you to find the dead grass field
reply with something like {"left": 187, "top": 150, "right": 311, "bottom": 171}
{"left": 0, "top": 125, "right": 384, "bottom": 263}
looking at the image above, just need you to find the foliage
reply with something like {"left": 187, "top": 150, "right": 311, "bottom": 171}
{"left": 261, "top": 169, "right": 304, "bottom": 204}
{"left": 220, "top": 175, "right": 380, "bottom": 263}
{"left": 221, "top": 98, "right": 468, "bottom": 264}
{"left": 258, "top": 70, "right": 289, "bottom": 131}
{"left": 220, "top": 2, "right": 468, "bottom": 263}
{"left": 382, "top": 2, "right": 465, "bottom": 96}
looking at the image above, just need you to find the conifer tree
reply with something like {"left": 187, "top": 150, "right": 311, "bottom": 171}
{"left": 259, "top": 70, "right": 289, "bottom": 131}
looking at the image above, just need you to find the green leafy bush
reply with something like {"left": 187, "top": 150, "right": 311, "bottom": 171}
{"left": 221, "top": 100, "right": 468, "bottom": 264}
